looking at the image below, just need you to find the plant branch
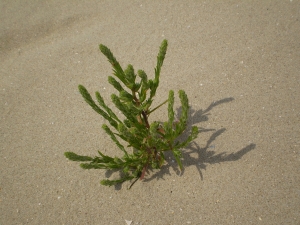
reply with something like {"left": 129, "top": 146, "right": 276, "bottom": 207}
{"left": 148, "top": 99, "right": 168, "bottom": 115}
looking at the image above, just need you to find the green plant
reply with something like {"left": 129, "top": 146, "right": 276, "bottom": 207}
{"left": 64, "top": 39, "right": 198, "bottom": 188}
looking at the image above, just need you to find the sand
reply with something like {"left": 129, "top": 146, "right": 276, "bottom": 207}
{"left": 1, "top": 1, "right": 299, "bottom": 224}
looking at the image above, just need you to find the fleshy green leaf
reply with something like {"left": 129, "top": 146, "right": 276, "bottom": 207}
{"left": 151, "top": 39, "right": 168, "bottom": 98}
{"left": 165, "top": 90, "right": 175, "bottom": 138}
{"left": 102, "top": 124, "right": 128, "bottom": 156}
{"left": 99, "top": 44, "right": 128, "bottom": 86}
{"left": 100, "top": 176, "right": 135, "bottom": 186}
{"left": 64, "top": 152, "right": 93, "bottom": 162}
{"left": 175, "top": 90, "right": 189, "bottom": 136}
{"left": 108, "top": 76, "right": 124, "bottom": 92}
{"left": 175, "top": 126, "right": 199, "bottom": 149}
{"left": 111, "top": 94, "right": 138, "bottom": 124}
{"left": 78, "top": 85, "right": 118, "bottom": 129}
{"left": 124, "top": 64, "right": 136, "bottom": 84}
{"left": 172, "top": 148, "right": 183, "bottom": 171}
{"left": 95, "top": 91, "right": 121, "bottom": 123}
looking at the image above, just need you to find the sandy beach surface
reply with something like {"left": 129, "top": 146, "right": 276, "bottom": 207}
{"left": 1, "top": 1, "right": 299, "bottom": 224}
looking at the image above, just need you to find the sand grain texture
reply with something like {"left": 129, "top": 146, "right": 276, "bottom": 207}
{"left": 1, "top": 1, "right": 299, "bottom": 224}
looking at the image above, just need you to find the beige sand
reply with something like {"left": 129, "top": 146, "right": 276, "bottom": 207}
{"left": 1, "top": 1, "right": 299, "bottom": 224}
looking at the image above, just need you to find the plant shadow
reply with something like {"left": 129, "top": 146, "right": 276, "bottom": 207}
{"left": 142, "top": 97, "right": 256, "bottom": 182}
{"left": 109, "top": 97, "right": 255, "bottom": 189}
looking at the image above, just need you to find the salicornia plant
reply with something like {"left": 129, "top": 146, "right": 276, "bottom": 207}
{"left": 64, "top": 40, "right": 198, "bottom": 187}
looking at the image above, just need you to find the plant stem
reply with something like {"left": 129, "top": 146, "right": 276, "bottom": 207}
{"left": 128, "top": 177, "right": 139, "bottom": 189}
{"left": 148, "top": 99, "right": 168, "bottom": 115}
{"left": 142, "top": 111, "right": 150, "bottom": 128}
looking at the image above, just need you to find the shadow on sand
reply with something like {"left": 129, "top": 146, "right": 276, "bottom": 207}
{"left": 142, "top": 97, "right": 256, "bottom": 182}
{"left": 112, "top": 97, "right": 255, "bottom": 189}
